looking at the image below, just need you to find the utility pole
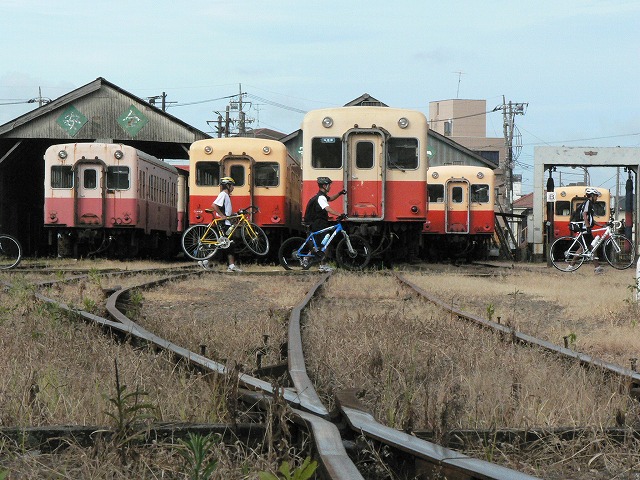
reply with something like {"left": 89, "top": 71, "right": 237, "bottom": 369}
{"left": 496, "top": 96, "right": 527, "bottom": 213}
{"left": 27, "top": 87, "right": 51, "bottom": 107}
{"left": 209, "top": 85, "right": 253, "bottom": 137}
{"left": 147, "top": 92, "right": 175, "bottom": 111}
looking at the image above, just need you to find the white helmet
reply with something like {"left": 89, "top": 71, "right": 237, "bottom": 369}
{"left": 585, "top": 187, "right": 601, "bottom": 197}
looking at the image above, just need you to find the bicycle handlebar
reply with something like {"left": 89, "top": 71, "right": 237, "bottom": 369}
{"left": 237, "top": 205, "right": 259, "bottom": 215}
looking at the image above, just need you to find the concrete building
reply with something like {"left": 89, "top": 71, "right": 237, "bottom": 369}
{"left": 428, "top": 99, "right": 511, "bottom": 203}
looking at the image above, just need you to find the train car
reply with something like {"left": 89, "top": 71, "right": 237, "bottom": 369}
{"left": 300, "top": 106, "right": 429, "bottom": 260}
{"left": 44, "top": 143, "right": 181, "bottom": 257}
{"left": 187, "top": 137, "right": 302, "bottom": 245}
{"left": 423, "top": 165, "right": 495, "bottom": 259}
{"left": 550, "top": 185, "right": 611, "bottom": 239}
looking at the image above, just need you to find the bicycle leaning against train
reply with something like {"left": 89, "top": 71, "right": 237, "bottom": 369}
{"left": 550, "top": 219, "right": 635, "bottom": 272}
{"left": 278, "top": 214, "right": 371, "bottom": 271}
{"left": 0, "top": 233, "right": 22, "bottom": 269}
{"left": 181, "top": 205, "right": 269, "bottom": 261}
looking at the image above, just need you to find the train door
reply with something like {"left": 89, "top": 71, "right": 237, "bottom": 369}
{"left": 221, "top": 156, "right": 253, "bottom": 213}
{"left": 445, "top": 179, "right": 470, "bottom": 233}
{"left": 345, "top": 132, "right": 384, "bottom": 219}
{"left": 75, "top": 162, "right": 104, "bottom": 226}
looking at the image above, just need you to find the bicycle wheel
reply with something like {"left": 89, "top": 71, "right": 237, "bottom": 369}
{"left": 241, "top": 222, "right": 269, "bottom": 256}
{"left": 0, "top": 234, "right": 21, "bottom": 269}
{"left": 278, "top": 237, "right": 315, "bottom": 271}
{"left": 336, "top": 234, "right": 371, "bottom": 271}
{"left": 181, "top": 225, "right": 219, "bottom": 260}
{"left": 603, "top": 234, "right": 635, "bottom": 270}
{"left": 550, "top": 236, "right": 584, "bottom": 272}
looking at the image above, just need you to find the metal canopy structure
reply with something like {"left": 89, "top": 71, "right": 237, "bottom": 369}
{"left": 532, "top": 146, "right": 639, "bottom": 260}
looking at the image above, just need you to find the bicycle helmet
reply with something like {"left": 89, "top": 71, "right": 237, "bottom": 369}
{"left": 317, "top": 176, "right": 332, "bottom": 186}
{"left": 585, "top": 187, "right": 601, "bottom": 197}
{"left": 220, "top": 176, "right": 235, "bottom": 187}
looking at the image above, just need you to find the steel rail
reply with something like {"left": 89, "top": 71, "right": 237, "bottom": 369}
{"left": 336, "top": 391, "right": 539, "bottom": 480}
{"left": 104, "top": 270, "right": 363, "bottom": 479}
{"left": 394, "top": 272, "right": 640, "bottom": 389}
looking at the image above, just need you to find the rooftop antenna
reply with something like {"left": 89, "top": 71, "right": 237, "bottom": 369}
{"left": 454, "top": 71, "right": 464, "bottom": 98}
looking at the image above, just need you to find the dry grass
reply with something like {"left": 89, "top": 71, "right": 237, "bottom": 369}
{"left": 302, "top": 268, "right": 640, "bottom": 478}
{"left": 404, "top": 264, "right": 640, "bottom": 367}
{"left": 0, "top": 262, "right": 318, "bottom": 479}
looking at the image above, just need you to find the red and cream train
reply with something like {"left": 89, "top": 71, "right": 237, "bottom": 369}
{"left": 42, "top": 106, "right": 498, "bottom": 261}
{"left": 43, "top": 142, "right": 184, "bottom": 257}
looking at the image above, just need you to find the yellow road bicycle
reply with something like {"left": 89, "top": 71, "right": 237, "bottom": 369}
{"left": 181, "top": 206, "right": 269, "bottom": 261}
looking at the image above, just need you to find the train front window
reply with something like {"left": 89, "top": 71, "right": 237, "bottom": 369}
{"left": 84, "top": 169, "right": 97, "bottom": 189}
{"left": 51, "top": 166, "right": 73, "bottom": 188}
{"left": 255, "top": 162, "right": 279, "bottom": 187}
{"left": 229, "top": 165, "right": 245, "bottom": 186}
{"left": 388, "top": 138, "right": 418, "bottom": 170}
{"left": 196, "top": 161, "right": 220, "bottom": 186}
{"left": 107, "top": 166, "right": 130, "bottom": 190}
{"left": 451, "top": 186, "right": 463, "bottom": 203}
{"left": 428, "top": 184, "right": 444, "bottom": 203}
{"left": 595, "top": 201, "right": 606, "bottom": 216}
{"left": 555, "top": 201, "right": 570, "bottom": 216}
{"left": 471, "top": 184, "right": 489, "bottom": 203}
{"left": 311, "top": 137, "right": 341, "bottom": 168}
{"left": 356, "top": 141, "right": 374, "bottom": 169}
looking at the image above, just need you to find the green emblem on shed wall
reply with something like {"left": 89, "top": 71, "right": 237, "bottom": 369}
{"left": 56, "top": 106, "right": 88, "bottom": 137}
{"left": 117, "top": 105, "right": 148, "bottom": 137}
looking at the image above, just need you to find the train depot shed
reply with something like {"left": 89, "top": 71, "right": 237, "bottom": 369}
{"left": 532, "top": 146, "right": 640, "bottom": 261}
{"left": 0, "top": 77, "right": 210, "bottom": 255}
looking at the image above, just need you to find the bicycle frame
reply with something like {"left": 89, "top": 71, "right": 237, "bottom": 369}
{"left": 201, "top": 209, "right": 253, "bottom": 247}
{"left": 571, "top": 223, "right": 614, "bottom": 260}
{"left": 298, "top": 222, "right": 346, "bottom": 259}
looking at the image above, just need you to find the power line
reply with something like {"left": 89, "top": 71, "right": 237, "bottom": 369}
{"left": 245, "top": 94, "right": 306, "bottom": 114}
{"left": 168, "top": 94, "right": 238, "bottom": 108}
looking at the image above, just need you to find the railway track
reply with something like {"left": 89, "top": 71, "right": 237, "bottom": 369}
{"left": 6, "top": 263, "right": 639, "bottom": 478}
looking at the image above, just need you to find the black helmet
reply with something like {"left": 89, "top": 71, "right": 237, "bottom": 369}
{"left": 317, "top": 176, "right": 332, "bottom": 186}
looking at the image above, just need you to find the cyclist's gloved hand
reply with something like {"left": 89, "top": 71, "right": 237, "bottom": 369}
{"left": 340, "top": 189, "right": 347, "bottom": 195}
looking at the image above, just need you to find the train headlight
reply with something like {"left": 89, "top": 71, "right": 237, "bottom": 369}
{"left": 262, "top": 146, "right": 271, "bottom": 155}
{"left": 431, "top": 172, "right": 439, "bottom": 179}
{"left": 114, "top": 150, "right": 124, "bottom": 160}
{"left": 477, "top": 172, "right": 484, "bottom": 179}
{"left": 322, "top": 116, "right": 333, "bottom": 128}
{"left": 398, "top": 117, "right": 409, "bottom": 129}
{"left": 58, "top": 150, "right": 67, "bottom": 159}
{"left": 204, "top": 146, "right": 213, "bottom": 154}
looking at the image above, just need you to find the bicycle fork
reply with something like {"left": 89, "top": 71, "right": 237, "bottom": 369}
{"left": 341, "top": 231, "right": 356, "bottom": 254}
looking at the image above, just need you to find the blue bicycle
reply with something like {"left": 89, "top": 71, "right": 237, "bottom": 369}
{"left": 278, "top": 215, "right": 371, "bottom": 271}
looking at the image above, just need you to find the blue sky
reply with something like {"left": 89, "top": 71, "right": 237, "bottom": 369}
{"left": 1, "top": 0, "right": 638, "bottom": 193}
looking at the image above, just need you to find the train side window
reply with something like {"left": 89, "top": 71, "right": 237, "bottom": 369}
{"left": 311, "top": 137, "right": 342, "bottom": 168}
{"left": 451, "top": 186, "right": 463, "bottom": 203}
{"left": 388, "top": 138, "right": 418, "bottom": 170}
{"left": 255, "top": 162, "right": 279, "bottom": 187}
{"left": 195, "top": 161, "right": 220, "bottom": 186}
{"left": 83, "top": 169, "right": 97, "bottom": 189}
{"left": 229, "top": 165, "right": 245, "bottom": 186}
{"left": 107, "top": 166, "right": 130, "bottom": 190}
{"left": 471, "top": 184, "right": 489, "bottom": 203}
{"left": 356, "top": 141, "right": 374, "bottom": 169}
{"left": 428, "top": 184, "right": 444, "bottom": 202}
{"left": 51, "top": 166, "right": 73, "bottom": 188}
{"left": 555, "top": 201, "right": 570, "bottom": 216}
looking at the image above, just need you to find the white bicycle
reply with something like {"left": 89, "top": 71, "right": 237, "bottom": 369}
{"left": 550, "top": 220, "right": 635, "bottom": 272}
